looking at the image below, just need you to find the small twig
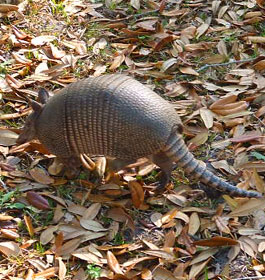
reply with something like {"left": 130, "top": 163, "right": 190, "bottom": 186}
{"left": 0, "top": 178, "right": 7, "bottom": 190}
{"left": 124, "top": 9, "right": 159, "bottom": 20}
{"left": 197, "top": 57, "right": 257, "bottom": 72}
{"left": 90, "top": 9, "right": 159, "bottom": 23}
{"left": 231, "top": 276, "right": 265, "bottom": 280}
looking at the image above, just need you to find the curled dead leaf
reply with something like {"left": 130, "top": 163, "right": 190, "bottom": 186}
{"left": 0, "top": 241, "right": 21, "bottom": 257}
{"left": 26, "top": 191, "right": 50, "bottom": 210}
{"left": 107, "top": 250, "right": 124, "bottom": 275}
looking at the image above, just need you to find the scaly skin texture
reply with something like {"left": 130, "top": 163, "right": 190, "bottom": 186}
{"left": 17, "top": 74, "right": 262, "bottom": 198}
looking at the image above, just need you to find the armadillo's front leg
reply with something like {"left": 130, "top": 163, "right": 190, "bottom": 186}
{"left": 59, "top": 156, "right": 82, "bottom": 178}
{"left": 150, "top": 152, "right": 174, "bottom": 192}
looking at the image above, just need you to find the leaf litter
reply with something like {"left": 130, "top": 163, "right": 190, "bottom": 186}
{"left": 0, "top": 0, "right": 265, "bottom": 279}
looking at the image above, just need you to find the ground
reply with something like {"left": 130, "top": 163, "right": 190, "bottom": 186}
{"left": 0, "top": 0, "right": 265, "bottom": 279}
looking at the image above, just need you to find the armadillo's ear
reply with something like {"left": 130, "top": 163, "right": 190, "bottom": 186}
{"left": 38, "top": 88, "right": 49, "bottom": 104}
{"left": 31, "top": 100, "right": 43, "bottom": 113}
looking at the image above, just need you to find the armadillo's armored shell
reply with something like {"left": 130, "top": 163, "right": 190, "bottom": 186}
{"left": 36, "top": 74, "right": 181, "bottom": 160}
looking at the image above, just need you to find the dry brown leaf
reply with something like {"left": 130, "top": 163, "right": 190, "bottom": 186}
{"left": 217, "top": 40, "right": 227, "bottom": 56}
{"left": 229, "top": 69, "right": 255, "bottom": 76}
{"left": 161, "top": 208, "right": 179, "bottom": 224}
{"left": 107, "top": 250, "right": 124, "bottom": 275}
{"left": 213, "top": 216, "right": 231, "bottom": 234}
{"left": 239, "top": 236, "right": 257, "bottom": 258}
{"left": 210, "top": 95, "right": 238, "bottom": 109}
{"left": 0, "top": 229, "right": 20, "bottom": 240}
{"left": 80, "top": 219, "right": 107, "bottom": 232}
{"left": 164, "top": 230, "right": 176, "bottom": 248}
{"left": 107, "top": 208, "right": 135, "bottom": 231}
{"left": 50, "top": 43, "right": 66, "bottom": 59}
{"left": 153, "top": 266, "right": 178, "bottom": 280}
{"left": 245, "top": 36, "right": 265, "bottom": 43}
{"left": 150, "top": 212, "right": 163, "bottom": 227}
{"left": 162, "top": 8, "right": 189, "bottom": 17}
{"left": 29, "top": 168, "right": 54, "bottom": 185}
{"left": 93, "top": 38, "right": 108, "bottom": 55}
{"left": 179, "top": 66, "right": 199, "bottom": 76}
{"left": 189, "top": 259, "right": 210, "bottom": 279}
{"left": 109, "top": 54, "right": 125, "bottom": 71}
{"left": 190, "top": 248, "right": 218, "bottom": 265}
{"left": 34, "top": 267, "right": 59, "bottom": 278}
{"left": 142, "top": 239, "right": 159, "bottom": 250}
{"left": 0, "top": 4, "right": 18, "bottom": 12}
{"left": 211, "top": 101, "right": 248, "bottom": 116}
{"left": 31, "top": 35, "right": 56, "bottom": 46}
{"left": 228, "top": 244, "right": 241, "bottom": 262}
{"left": 210, "top": 160, "right": 237, "bottom": 175}
{"left": 81, "top": 203, "right": 101, "bottom": 220}
{"left": 188, "top": 212, "right": 200, "bottom": 235}
{"left": 26, "top": 191, "right": 50, "bottom": 210}
{"left": 73, "top": 268, "right": 87, "bottom": 280}
{"left": 199, "top": 108, "right": 213, "bottom": 128}
{"left": 141, "top": 268, "right": 152, "bottom": 280}
{"left": 193, "top": 236, "right": 238, "bottom": 247}
{"left": 25, "top": 269, "right": 34, "bottom": 280}
{"left": 230, "top": 133, "right": 262, "bottom": 143}
{"left": 40, "top": 225, "right": 58, "bottom": 245}
{"left": 196, "top": 23, "right": 209, "bottom": 38}
{"left": 129, "top": 180, "right": 145, "bottom": 209}
{"left": 251, "top": 169, "right": 265, "bottom": 193}
{"left": 258, "top": 241, "right": 265, "bottom": 253}
{"left": 72, "top": 245, "right": 102, "bottom": 264}
{"left": 229, "top": 198, "right": 265, "bottom": 217}
{"left": 24, "top": 215, "right": 34, "bottom": 237}
{"left": 238, "top": 228, "right": 261, "bottom": 236}
{"left": 0, "top": 129, "right": 18, "bottom": 146}
{"left": 57, "top": 257, "right": 67, "bottom": 280}
{"left": 0, "top": 241, "right": 21, "bottom": 257}
{"left": 130, "top": 0, "right": 140, "bottom": 10}
{"left": 144, "top": 249, "right": 175, "bottom": 261}
{"left": 254, "top": 60, "right": 265, "bottom": 71}
{"left": 202, "top": 54, "right": 227, "bottom": 64}
{"left": 122, "top": 256, "right": 156, "bottom": 268}
{"left": 154, "top": 36, "right": 174, "bottom": 52}
{"left": 188, "top": 132, "right": 208, "bottom": 146}
{"left": 164, "top": 194, "right": 186, "bottom": 207}
{"left": 60, "top": 238, "right": 82, "bottom": 257}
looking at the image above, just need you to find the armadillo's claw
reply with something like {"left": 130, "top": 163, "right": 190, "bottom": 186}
{"left": 80, "top": 154, "right": 96, "bottom": 171}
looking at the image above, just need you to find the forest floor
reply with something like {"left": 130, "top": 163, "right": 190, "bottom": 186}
{"left": 0, "top": 0, "right": 265, "bottom": 279}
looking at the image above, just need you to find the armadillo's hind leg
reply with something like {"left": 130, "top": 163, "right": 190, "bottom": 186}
{"left": 150, "top": 152, "right": 173, "bottom": 192}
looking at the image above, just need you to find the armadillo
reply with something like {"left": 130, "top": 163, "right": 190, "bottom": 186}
{"left": 16, "top": 74, "right": 262, "bottom": 197}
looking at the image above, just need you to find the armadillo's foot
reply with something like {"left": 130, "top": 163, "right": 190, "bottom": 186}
{"left": 58, "top": 156, "right": 82, "bottom": 179}
{"left": 149, "top": 152, "right": 173, "bottom": 193}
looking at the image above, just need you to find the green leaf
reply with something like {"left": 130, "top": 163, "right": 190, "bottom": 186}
{"left": 251, "top": 152, "right": 265, "bottom": 161}
{"left": 6, "top": 203, "right": 26, "bottom": 210}
{"left": 0, "top": 191, "right": 15, "bottom": 204}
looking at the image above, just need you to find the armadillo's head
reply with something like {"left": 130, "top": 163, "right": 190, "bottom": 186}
{"left": 16, "top": 88, "right": 49, "bottom": 145}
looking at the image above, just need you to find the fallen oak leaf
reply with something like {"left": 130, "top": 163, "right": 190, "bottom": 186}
{"left": 29, "top": 167, "right": 54, "bottom": 185}
{"left": 107, "top": 250, "right": 124, "bottom": 275}
{"left": 0, "top": 241, "right": 21, "bottom": 257}
{"left": 229, "top": 198, "right": 265, "bottom": 217}
{"left": 26, "top": 191, "right": 50, "bottom": 210}
{"left": 193, "top": 236, "right": 238, "bottom": 247}
{"left": 229, "top": 133, "right": 263, "bottom": 143}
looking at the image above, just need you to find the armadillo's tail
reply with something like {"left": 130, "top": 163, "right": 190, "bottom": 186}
{"left": 163, "top": 131, "right": 262, "bottom": 198}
